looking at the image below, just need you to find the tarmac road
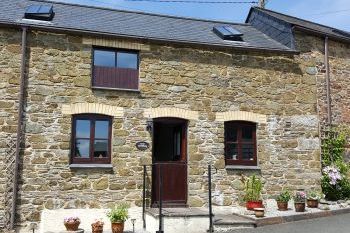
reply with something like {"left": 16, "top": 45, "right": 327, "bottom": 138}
{"left": 228, "top": 213, "right": 350, "bottom": 233}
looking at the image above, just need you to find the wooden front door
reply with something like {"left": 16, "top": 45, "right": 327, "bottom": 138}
{"left": 152, "top": 118, "right": 188, "bottom": 207}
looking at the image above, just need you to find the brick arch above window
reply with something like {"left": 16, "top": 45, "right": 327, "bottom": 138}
{"left": 216, "top": 111, "right": 267, "bottom": 124}
{"left": 143, "top": 108, "right": 199, "bottom": 120}
{"left": 62, "top": 103, "right": 123, "bottom": 118}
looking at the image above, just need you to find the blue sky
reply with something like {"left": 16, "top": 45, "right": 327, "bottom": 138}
{"left": 52, "top": 0, "right": 350, "bottom": 31}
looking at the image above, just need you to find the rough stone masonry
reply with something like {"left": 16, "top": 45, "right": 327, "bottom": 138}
{"left": 4, "top": 25, "right": 349, "bottom": 230}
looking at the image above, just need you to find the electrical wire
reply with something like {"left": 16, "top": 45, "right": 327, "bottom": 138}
{"left": 124, "top": 0, "right": 258, "bottom": 3}
{"left": 306, "top": 8, "right": 350, "bottom": 16}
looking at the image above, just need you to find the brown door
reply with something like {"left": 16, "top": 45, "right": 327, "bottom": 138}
{"left": 152, "top": 118, "right": 187, "bottom": 207}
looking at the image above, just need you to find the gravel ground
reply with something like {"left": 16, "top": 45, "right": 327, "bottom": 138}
{"left": 229, "top": 199, "right": 350, "bottom": 219}
{"left": 227, "top": 213, "right": 350, "bottom": 233}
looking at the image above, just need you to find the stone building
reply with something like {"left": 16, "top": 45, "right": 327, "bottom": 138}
{"left": 0, "top": 0, "right": 349, "bottom": 232}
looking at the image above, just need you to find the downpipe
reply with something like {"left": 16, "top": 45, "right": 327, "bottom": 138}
{"left": 11, "top": 26, "right": 28, "bottom": 230}
{"left": 325, "top": 36, "right": 332, "bottom": 126}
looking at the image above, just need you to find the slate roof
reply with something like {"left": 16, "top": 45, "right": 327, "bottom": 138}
{"left": 246, "top": 7, "right": 294, "bottom": 49}
{"left": 0, "top": 0, "right": 296, "bottom": 53}
{"left": 246, "top": 7, "right": 350, "bottom": 43}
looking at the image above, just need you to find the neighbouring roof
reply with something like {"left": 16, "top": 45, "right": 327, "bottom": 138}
{"left": 246, "top": 7, "right": 350, "bottom": 43}
{"left": 0, "top": 0, "right": 296, "bottom": 53}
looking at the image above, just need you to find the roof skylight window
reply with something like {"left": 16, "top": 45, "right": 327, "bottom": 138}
{"left": 24, "top": 5, "right": 55, "bottom": 21}
{"left": 213, "top": 26, "right": 243, "bottom": 41}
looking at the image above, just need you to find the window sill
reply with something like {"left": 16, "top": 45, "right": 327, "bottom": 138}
{"left": 92, "top": 86, "right": 140, "bottom": 92}
{"left": 225, "top": 165, "right": 261, "bottom": 171}
{"left": 69, "top": 164, "right": 113, "bottom": 169}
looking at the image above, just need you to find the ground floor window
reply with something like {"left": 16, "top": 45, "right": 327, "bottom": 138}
{"left": 71, "top": 114, "right": 112, "bottom": 164}
{"left": 224, "top": 121, "right": 257, "bottom": 166}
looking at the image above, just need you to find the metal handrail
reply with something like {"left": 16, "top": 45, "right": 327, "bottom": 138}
{"left": 141, "top": 163, "right": 215, "bottom": 233}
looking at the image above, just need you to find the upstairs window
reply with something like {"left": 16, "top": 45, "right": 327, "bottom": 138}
{"left": 92, "top": 48, "right": 139, "bottom": 90}
{"left": 224, "top": 121, "right": 257, "bottom": 166}
{"left": 71, "top": 114, "right": 112, "bottom": 164}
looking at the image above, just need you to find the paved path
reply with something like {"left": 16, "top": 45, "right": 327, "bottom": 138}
{"left": 228, "top": 213, "right": 350, "bottom": 233}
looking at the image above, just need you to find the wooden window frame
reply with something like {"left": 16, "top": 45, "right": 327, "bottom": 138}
{"left": 91, "top": 47, "right": 140, "bottom": 90}
{"left": 224, "top": 121, "right": 257, "bottom": 166}
{"left": 71, "top": 114, "right": 112, "bottom": 164}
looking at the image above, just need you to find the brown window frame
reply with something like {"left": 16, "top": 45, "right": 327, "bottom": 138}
{"left": 92, "top": 47, "right": 140, "bottom": 90}
{"left": 71, "top": 114, "right": 112, "bottom": 164}
{"left": 224, "top": 121, "right": 257, "bottom": 166}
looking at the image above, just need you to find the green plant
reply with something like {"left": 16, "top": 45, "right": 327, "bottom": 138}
{"left": 321, "top": 127, "right": 349, "bottom": 166}
{"left": 321, "top": 126, "right": 350, "bottom": 201}
{"left": 276, "top": 190, "right": 292, "bottom": 202}
{"left": 243, "top": 175, "right": 262, "bottom": 202}
{"left": 307, "top": 191, "right": 323, "bottom": 200}
{"left": 107, "top": 203, "right": 130, "bottom": 223}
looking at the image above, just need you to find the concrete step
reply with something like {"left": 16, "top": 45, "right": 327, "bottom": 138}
{"left": 213, "top": 214, "right": 256, "bottom": 232}
{"left": 145, "top": 208, "right": 210, "bottom": 233}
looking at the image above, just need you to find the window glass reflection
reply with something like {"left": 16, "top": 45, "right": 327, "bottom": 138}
{"left": 94, "top": 50, "right": 116, "bottom": 67}
{"left": 117, "top": 52, "right": 138, "bottom": 69}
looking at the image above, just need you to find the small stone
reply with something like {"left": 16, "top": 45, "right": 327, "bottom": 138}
{"left": 93, "top": 177, "right": 108, "bottom": 190}
{"left": 168, "top": 86, "right": 187, "bottom": 92}
{"left": 305, "top": 67, "right": 318, "bottom": 75}
{"left": 189, "top": 196, "right": 204, "bottom": 207}
{"left": 318, "top": 205, "right": 330, "bottom": 210}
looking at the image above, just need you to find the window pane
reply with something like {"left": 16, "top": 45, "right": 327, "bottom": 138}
{"left": 94, "top": 50, "right": 115, "bottom": 67}
{"left": 94, "top": 140, "right": 108, "bottom": 158}
{"left": 242, "top": 143, "right": 254, "bottom": 160}
{"left": 226, "top": 127, "right": 237, "bottom": 142}
{"left": 117, "top": 52, "right": 138, "bottom": 69}
{"left": 95, "top": 120, "right": 109, "bottom": 139}
{"left": 75, "top": 139, "right": 90, "bottom": 158}
{"left": 76, "top": 120, "right": 90, "bottom": 138}
{"left": 242, "top": 126, "right": 254, "bottom": 142}
{"left": 226, "top": 143, "right": 238, "bottom": 160}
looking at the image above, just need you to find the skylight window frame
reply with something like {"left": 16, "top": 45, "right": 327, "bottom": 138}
{"left": 213, "top": 25, "right": 244, "bottom": 41}
{"left": 24, "top": 4, "right": 55, "bottom": 21}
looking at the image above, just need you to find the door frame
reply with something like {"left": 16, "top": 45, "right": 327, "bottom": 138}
{"left": 151, "top": 117, "right": 188, "bottom": 207}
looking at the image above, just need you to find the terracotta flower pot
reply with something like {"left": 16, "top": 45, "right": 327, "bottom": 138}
{"left": 307, "top": 199, "right": 319, "bottom": 208}
{"left": 64, "top": 222, "right": 80, "bottom": 231}
{"left": 246, "top": 200, "right": 263, "bottom": 210}
{"left": 254, "top": 208, "right": 265, "bottom": 218}
{"left": 277, "top": 201, "right": 288, "bottom": 211}
{"left": 294, "top": 202, "right": 306, "bottom": 212}
{"left": 111, "top": 222, "right": 124, "bottom": 233}
{"left": 92, "top": 224, "right": 104, "bottom": 233}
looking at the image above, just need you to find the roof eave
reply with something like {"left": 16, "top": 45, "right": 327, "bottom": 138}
{"left": 292, "top": 25, "right": 350, "bottom": 44}
{"left": 0, "top": 20, "right": 298, "bottom": 55}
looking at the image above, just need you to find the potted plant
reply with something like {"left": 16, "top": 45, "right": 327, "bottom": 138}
{"left": 294, "top": 191, "right": 306, "bottom": 212}
{"left": 64, "top": 217, "right": 81, "bottom": 231}
{"left": 275, "top": 190, "right": 291, "bottom": 211}
{"left": 92, "top": 219, "right": 104, "bottom": 233}
{"left": 243, "top": 175, "right": 263, "bottom": 210}
{"left": 107, "top": 203, "right": 130, "bottom": 233}
{"left": 307, "top": 191, "right": 322, "bottom": 208}
{"left": 254, "top": 208, "right": 265, "bottom": 218}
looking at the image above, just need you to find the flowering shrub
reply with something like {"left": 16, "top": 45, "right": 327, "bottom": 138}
{"left": 323, "top": 166, "right": 342, "bottom": 185}
{"left": 321, "top": 164, "right": 350, "bottom": 200}
{"left": 294, "top": 191, "right": 306, "bottom": 203}
{"left": 64, "top": 216, "right": 80, "bottom": 223}
{"left": 321, "top": 126, "right": 350, "bottom": 201}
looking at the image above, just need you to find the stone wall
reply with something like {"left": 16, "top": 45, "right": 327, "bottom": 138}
{"left": 0, "top": 28, "right": 22, "bottom": 227}
{"left": 294, "top": 31, "right": 350, "bottom": 161}
{"left": 0, "top": 28, "right": 323, "bottom": 229}
{"left": 294, "top": 32, "right": 350, "bottom": 127}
